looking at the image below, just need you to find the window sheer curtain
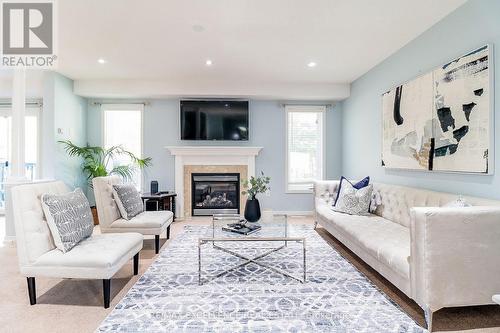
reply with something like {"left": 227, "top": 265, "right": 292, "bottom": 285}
{"left": 102, "top": 104, "right": 144, "bottom": 190}
{"left": 286, "top": 105, "right": 325, "bottom": 193}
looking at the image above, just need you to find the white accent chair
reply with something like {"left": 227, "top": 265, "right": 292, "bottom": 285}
{"left": 93, "top": 176, "right": 174, "bottom": 254}
{"left": 11, "top": 181, "right": 143, "bottom": 308}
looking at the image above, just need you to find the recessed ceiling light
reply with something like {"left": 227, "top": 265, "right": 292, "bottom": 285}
{"left": 192, "top": 24, "right": 205, "bottom": 33}
{"left": 307, "top": 61, "right": 317, "bottom": 68}
{"left": 205, "top": 59, "right": 213, "bottom": 66}
{"left": 97, "top": 58, "right": 106, "bottom": 64}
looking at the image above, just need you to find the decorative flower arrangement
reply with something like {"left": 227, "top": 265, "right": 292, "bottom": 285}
{"left": 242, "top": 171, "right": 270, "bottom": 200}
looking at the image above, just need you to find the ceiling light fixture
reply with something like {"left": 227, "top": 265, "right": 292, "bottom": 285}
{"left": 97, "top": 58, "right": 106, "bottom": 64}
{"left": 192, "top": 24, "right": 205, "bottom": 33}
{"left": 205, "top": 59, "right": 213, "bottom": 66}
{"left": 307, "top": 61, "right": 317, "bottom": 68}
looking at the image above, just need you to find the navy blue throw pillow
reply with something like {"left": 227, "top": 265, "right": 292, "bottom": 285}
{"left": 333, "top": 176, "right": 370, "bottom": 206}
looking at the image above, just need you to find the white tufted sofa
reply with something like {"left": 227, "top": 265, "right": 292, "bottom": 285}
{"left": 314, "top": 180, "right": 500, "bottom": 330}
{"left": 11, "top": 181, "right": 143, "bottom": 308}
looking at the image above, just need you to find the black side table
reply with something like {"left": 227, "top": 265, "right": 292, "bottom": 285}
{"left": 141, "top": 192, "right": 177, "bottom": 221}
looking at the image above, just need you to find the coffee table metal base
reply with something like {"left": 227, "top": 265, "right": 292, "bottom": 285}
{"left": 198, "top": 237, "right": 306, "bottom": 285}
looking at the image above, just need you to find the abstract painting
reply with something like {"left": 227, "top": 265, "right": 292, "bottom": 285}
{"left": 382, "top": 73, "right": 433, "bottom": 170}
{"left": 382, "top": 45, "right": 491, "bottom": 173}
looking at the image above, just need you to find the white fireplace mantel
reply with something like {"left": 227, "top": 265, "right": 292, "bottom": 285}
{"left": 166, "top": 146, "right": 263, "bottom": 218}
{"left": 167, "top": 146, "right": 262, "bottom": 157}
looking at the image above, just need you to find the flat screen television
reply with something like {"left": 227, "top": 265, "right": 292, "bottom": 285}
{"left": 180, "top": 100, "right": 249, "bottom": 141}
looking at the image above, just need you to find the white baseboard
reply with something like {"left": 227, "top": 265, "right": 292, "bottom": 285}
{"left": 181, "top": 211, "right": 314, "bottom": 220}
{"left": 271, "top": 211, "right": 313, "bottom": 216}
{"left": 2, "top": 235, "right": 16, "bottom": 245}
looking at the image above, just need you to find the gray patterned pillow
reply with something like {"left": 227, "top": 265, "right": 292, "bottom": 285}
{"left": 332, "top": 179, "right": 373, "bottom": 216}
{"left": 41, "top": 188, "right": 94, "bottom": 253}
{"left": 112, "top": 184, "right": 144, "bottom": 220}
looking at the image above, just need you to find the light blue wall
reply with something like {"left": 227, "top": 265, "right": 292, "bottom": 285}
{"left": 87, "top": 99, "right": 342, "bottom": 211}
{"left": 340, "top": 0, "right": 500, "bottom": 199}
{"left": 42, "top": 72, "right": 88, "bottom": 190}
{"left": 41, "top": 72, "right": 55, "bottom": 180}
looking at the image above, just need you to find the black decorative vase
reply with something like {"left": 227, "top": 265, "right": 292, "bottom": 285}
{"left": 244, "top": 198, "right": 261, "bottom": 222}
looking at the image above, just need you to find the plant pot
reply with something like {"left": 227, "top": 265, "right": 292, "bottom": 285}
{"left": 244, "top": 198, "right": 261, "bottom": 222}
{"left": 91, "top": 206, "right": 99, "bottom": 226}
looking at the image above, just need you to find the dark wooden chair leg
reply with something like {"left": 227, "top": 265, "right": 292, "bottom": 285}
{"left": 133, "top": 253, "right": 139, "bottom": 275}
{"left": 103, "top": 279, "right": 111, "bottom": 308}
{"left": 166, "top": 225, "right": 171, "bottom": 239}
{"left": 27, "top": 277, "right": 36, "bottom": 305}
{"left": 155, "top": 235, "right": 160, "bottom": 254}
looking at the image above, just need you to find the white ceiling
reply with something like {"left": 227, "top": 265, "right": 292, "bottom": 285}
{"left": 58, "top": 0, "right": 465, "bottom": 99}
{"left": 0, "top": 70, "right": 45, "bottom": 98}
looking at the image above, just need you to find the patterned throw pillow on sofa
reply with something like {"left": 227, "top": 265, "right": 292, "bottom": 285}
{"left": 112, "top": 184, "right": 144, "bottom": 220}
{"left": 444, "top": 196, "right": 472, "bottom": 207}
{"left": 332, "top": 178, "right": 373, "bottom": 216}
{"left": 41, "top": 188, "right": 94, "bottom": 252}
{"left": 333, "top": 176, "right": 370, "bottom": 206}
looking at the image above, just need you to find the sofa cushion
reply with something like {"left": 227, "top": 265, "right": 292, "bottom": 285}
{"left": 333, "top": 180, "right": 373, "bottom": 216}
{"left": 371, "top": 183, "right": 500, "bottom": 228}
{"left": 333, "top": 176, "right": 370, "bottom": 206}
{"left": 41, "top": 188, "right": 94, "bottom": 252}
{"left": 317, "top": 202, "right": 410, "bottom": 279}
{"left": 444, "top": 197, "right": 472, "bottom": 207}
{"left": 314, "top": 180, "right": 340, "bottom": 207}
{"left": 112, "top": 184, "right": 144, "bottom": 220}
{"left": 110, "top": 211, "right": 173, "bottom": 230}
{"left": 34, "top": 233, "right": 143, "bottom": 269}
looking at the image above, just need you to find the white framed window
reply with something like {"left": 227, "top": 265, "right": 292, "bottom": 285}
{"left": 0, "top": 106, "right": 40, "bottom": 180}
{"left": 0, "top": 105, "right": 41, "bottom": 212}
{"left": 102, "top": 104, "right": 144, "bottom": 190}
{"left": 285, "top": 105, "right": 325, "bottom": 193}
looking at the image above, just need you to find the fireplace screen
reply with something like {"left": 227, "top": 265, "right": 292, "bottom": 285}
{"left": 191, "top": 173, "right": 240, "bottom": 215}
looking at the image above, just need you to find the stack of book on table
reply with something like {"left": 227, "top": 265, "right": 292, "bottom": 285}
{"left": 222, "top": 221, "right": 261, "bottom": 235}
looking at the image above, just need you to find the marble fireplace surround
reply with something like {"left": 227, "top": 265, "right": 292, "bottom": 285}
{"left": 184, "top": 165, "right": 247, "bottom": 218}
{"left": 166, "top": 146, "right": 263, "bottom": 219}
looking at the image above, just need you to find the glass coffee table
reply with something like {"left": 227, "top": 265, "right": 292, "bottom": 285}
{"left": 198, "top": 214, "right": 306, "bottom": 285}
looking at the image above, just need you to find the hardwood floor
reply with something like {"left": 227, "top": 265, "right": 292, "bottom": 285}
{"left": 315, "top": 227, "right": 500, "bottom": 332}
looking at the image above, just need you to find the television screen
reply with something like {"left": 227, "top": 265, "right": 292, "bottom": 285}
{"left": 180, "top": 100, "right": 249, "bottom": 141}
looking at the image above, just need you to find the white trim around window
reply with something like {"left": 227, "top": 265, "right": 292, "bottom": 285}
{"left": 285, "top": 105, "right": 326, "bottom": 193}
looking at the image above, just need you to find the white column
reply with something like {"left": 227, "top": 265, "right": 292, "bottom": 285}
{"left": 4, "top": 68, "right": 29, "bottom": 240}
{"left": 247, "top": 156, "right": 256, "bottom": 179}
{"left": 174, "top": 155, "right": 184, "bottom": 219}
{"left": 9, "top": 68, "right": 27, "bottom": 180}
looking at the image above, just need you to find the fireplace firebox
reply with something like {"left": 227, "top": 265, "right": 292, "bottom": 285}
{"left": 191, "top": 173, "right": 240, "bottom": 216}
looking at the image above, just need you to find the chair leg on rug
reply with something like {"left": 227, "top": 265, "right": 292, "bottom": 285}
{"left": 155, "top": 235, "right": 160, "bottom": 254}
{"left": 424, "top": 306, "right": 433, "bottom": 332}
{"left": 166, "top": 225, "right": 171, "bottom": 239}
{"left": 133, "top": 253, "right": 139, "bottom": 275}
{"left": 103, "top": 279, "right": 111, "bottom": 308}
{"left": 27, "top": 277, "right": 36, "bottom": 305}
{"left": 313, "top": 221, "right": 318, "bottom": 230}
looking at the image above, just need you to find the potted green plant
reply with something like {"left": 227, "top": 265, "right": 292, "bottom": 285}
{"left": 59, "top": 140, "right": 152, "bottom": 224}
{"left": 241, "top": 171, "right": 270, "bottom": 222}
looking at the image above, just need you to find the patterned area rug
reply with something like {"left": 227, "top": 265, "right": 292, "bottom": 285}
{"left": 97, "top": 225, "right": 425, "bottom": 332}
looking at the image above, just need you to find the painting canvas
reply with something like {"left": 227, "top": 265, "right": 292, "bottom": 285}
{"left": 432, "top": 46, "right": 490, "bottom": 172}
{"left": 382, "top": 73, "right": 433, "bottom": 170}
{"left": 382, "top": 45, "right": 491, "bottom": 173}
